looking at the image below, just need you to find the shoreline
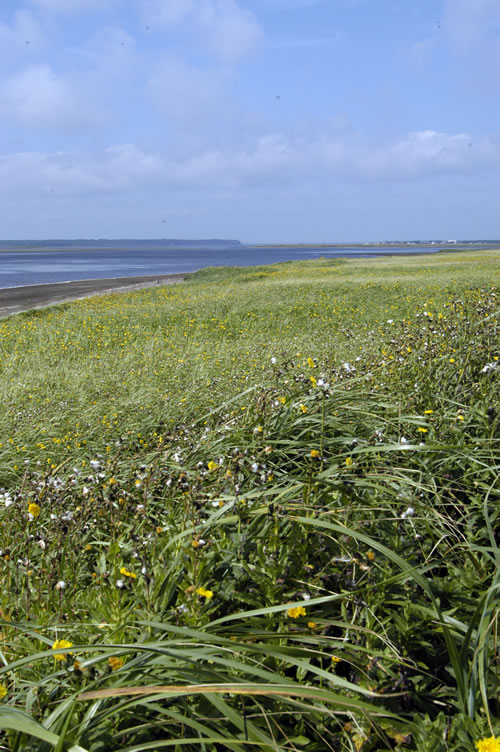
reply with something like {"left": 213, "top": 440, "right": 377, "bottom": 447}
{"left": 0, "top": 273, "right": 187, "bottom": 319}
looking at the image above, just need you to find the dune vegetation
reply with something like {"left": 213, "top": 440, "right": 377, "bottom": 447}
{"left": 0, "top": 250, "right": 499, "bottom": 751}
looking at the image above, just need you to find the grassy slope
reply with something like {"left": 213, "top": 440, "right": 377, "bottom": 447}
{"left": 0, "top": 250, "right": 499, "bottom": 751}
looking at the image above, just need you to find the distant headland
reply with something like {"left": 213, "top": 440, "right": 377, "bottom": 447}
{"left": 0, "top": 239, "right": 242, "bottom": 249}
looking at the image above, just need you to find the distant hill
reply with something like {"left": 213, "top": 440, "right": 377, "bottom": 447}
{"left": 0, "top": 239, "right": 242, "bottom": 249}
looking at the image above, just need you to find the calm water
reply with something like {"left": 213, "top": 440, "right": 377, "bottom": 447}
{"left": 0, "top": 243, "right": 444, "bottom": 290}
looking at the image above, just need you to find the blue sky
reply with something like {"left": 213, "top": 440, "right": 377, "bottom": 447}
{"left": 0, "top": 0, "right": 499, "bottom": 241}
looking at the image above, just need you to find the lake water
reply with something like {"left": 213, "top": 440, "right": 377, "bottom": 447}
{"left": 0, "top": 242, "right": 445, "bottom": 290}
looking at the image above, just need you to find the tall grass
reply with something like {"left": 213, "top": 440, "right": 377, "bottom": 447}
{"left": 0, "top": 251, "right": 499, "bottom": 750}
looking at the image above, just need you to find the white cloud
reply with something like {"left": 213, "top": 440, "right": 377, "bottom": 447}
{"left": 0, "top": 9, "right": 47, "bottom": 59}
{"left": 142, "top": 0, "right": 262, "bottom": 62}
{"left": 148, "top": 56, "right": 235, "bottom": 127}
{"left": 1, "top": 130, "right": 498, "bottom": 199}
{"left": 1, "top": 64, "right": 107, "bottom": 131}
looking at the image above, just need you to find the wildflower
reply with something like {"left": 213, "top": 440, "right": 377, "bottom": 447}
{"left": 278, "top": 396, "right": 286, "bottom": 404}
{"left": 331, "top": 655, "right": 341, "bottom": 665}
{"left": 345, "top": 457, "right": 353, "bottom": 466}
{"left": 307, "top": 357, "right": 315, "bottom": 368}
{"left": 287, "top": 606, "right": 306, "bottom": 618}
{"left": 90, "top": 460, "right": 100, "bottom": 471}
{"left": 475, "top": 738, "right": 500, "bottom": 752}
{"left": 343, "top": 362, "right": 353, "bottom": 373}
{"left": 55, "top": 581, "right": 66, "bottom": 591}
{"left": 417, "top": 427, "right": 428, "bottom": 433}
{"left": 271, "top": 357, "right": 277, "bottom": 364}
{"left": 449, "top": 358, "right": 455, "bottom": 363}
{"left": 366, "top": 551, "right": 375, "bottom": 561}
{"left": 401, "top": 507, "right": 415, "bottom": 519}
{"left": 482, "top": 362, "right": 498, "bottom": 373}
{"left": 195, "top": 586, "right": 213, "bottom": 601}
{"left": 119, "top": 567, "right": 137, "bottom": 579}
{"left": 115, "top": 579, "right": 125, "bottom": 589}
{"left": 299, "top": 404, "right": 308, "bottom": 414}
{"left": 250, "top": 462, "right": 259, "bottom": 472}
{"left": 307, "top": 621, "right": 318, "bottom": 629}
{"left": 28, "top": 503, "right": 40, "bottom": 518}
{"left": 0, "top": 684, "right": 7, "bottom": 700}
{"left": 108, "top": 656, "right": 125, "bottom": 671}
{"left": 310, "top": 375, "right": 317, "bottom": 387}
{"left": 424, "top": 410, "right": 433, "bottom": 414}
{"left": 52, "top": 639, "right": 73, "bottom": 661}
{"left": 310, "top": 449, "right": 321, "bottom": 458}
{"left": 207, "top": 460, "right": 218, "bottom": 472}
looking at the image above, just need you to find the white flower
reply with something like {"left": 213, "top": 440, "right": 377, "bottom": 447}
{"left": 90, "top": 460, "right": 100, "bottom": 471}
{"left": 387, "top": 319, "right": 394, "bottom": 324}
{"left": 55, "top": 580, "right": 66, "bottom": 590}
{"left": 401, "top": 507, "right": 415, "bottom": 519}
{"left": 38, "top": 540, "right": 46, "bottom": 550}
{"left": 116, "top": 579, "right": 125, "bottom": 589}
{"left": 399, "top": 436, "right": 409, "bottom": 444}
{"left": 61, "top": 511, "right": 73, "bottom": 522}
{"left": 482, "top": 362, "right": 498, "bottom": 373}
{"left": 343, "top": 362, "right": 353, "bottom": 372}
{"left": 82, "top": 486, "right": 89, "bottom": 496}
{"left": 251, "top": 462, "right": 259, "bottom": 473}
{"left": 2, "top": 493, "right": 13, "bottom": 508}
{"left": 271, "top": 357, "right": 277, "bottom": 364}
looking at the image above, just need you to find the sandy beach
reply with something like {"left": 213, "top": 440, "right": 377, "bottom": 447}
{"left": 0, "top": 273, "right": 187, "bottom": 319}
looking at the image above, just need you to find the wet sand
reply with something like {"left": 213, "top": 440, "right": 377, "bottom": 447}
{"left": 0, "top": 273, "right": 187, "bottom": 319}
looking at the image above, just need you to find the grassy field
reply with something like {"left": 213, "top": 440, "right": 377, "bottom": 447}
{"left": 0, "top": 250, "right": 499, "bottom": 751}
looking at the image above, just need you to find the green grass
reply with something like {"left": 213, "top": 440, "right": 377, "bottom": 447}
{"left": 0, "top": 250, "right": 499, "bottom": 751}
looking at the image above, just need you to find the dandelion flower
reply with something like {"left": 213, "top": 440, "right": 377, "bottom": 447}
{"left": 475, "top": 738, "right": 500, "bottom": 752}
{"left": 195, "top": 586, "right": 213, "bottom": 601}
{"left": 310, "top": 449, "right": 321, "bottom": 458}
{"left": 28, "top": 503, "right": 40, "bottom": 518}
{"left": 119, "top": 567, "right": 137, "bottom": 579}
{"left": 52, "top": 639, "right": 73, "bottom": 661}
{"left": 108, "top": 656, "right": 125, "bottom": 671}
{"left": 287, "top": 606, "right": 306, "bottom": 618}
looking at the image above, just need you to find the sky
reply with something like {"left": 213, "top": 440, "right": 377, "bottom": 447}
{"left": 0, "top": 0, "right": 499, "bottom": 242}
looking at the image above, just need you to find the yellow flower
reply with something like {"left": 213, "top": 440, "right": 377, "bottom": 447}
{"left": 0, "top": 684, "right": 7, "bottom": 700}
{"left": 366, "top": 551, "right": 375, "bottom": 561}
{"left": 52, "top": 639, "right": 73, "bottom": 661}
{"left": 119, "top": 567, "right": 137, "bottom": 579}
{"left": 449, "top": 358, "right": 455, "bottom": 363}
{"left": 278, "top": 396, "right": 286, "bottom": 404}
{"left": 331, "top": 655, "right": 341, "bottom": 665}
{"left": 307, "top": 621, "right": 318, "bottom": 629}
{"left": 195, "top": 586, "right": 213, "bottom": 601}
{"left": 424, "top": 409, "right": 433, "bottom": 414}
{"left": 310, "top": 449, "right": 321, "bottom": 458}
{"left": 417, "top": 427, "right": 428, "bottom": 433}
{"left": 28, "top": 503, "right": 41, "bottom": 518}
{"left": 345, "top": 457, "right": 353, "bottom": 466}
{"left": 108, "top": 656, "right": 125, "bottom": 671}
{"left": 299, "top": 404, "right": 308, "bottom": 414}
{"left": 207, "top": 460, "right": 218, "bottom": 472}
{"left": 287, "top": 606, "right": 306, "bottom": 618}
{"left": 307, "top": 357, "right": 315, "bottom": 368}
{"left": 310, "top": 375, "right": 317, "bottom": 387}
{"left": 476, "top": 737, "right": 500, "bottom": 752}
